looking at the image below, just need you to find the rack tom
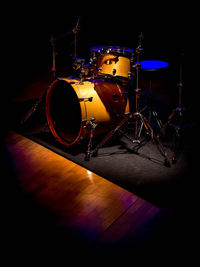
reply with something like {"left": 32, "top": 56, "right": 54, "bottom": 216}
{"left": 90, "top": 46, "right": 134, "bottom": 80}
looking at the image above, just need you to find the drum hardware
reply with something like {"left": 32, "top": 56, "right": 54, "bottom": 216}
{"left": 50, "top": 35, "right": 56, "bottom": 81}
{"left": 133, "top": 60, "right": 169, "bottom": 130}
{"left": 128, "top": 71, "right": 133, "bottom": 79}
{"left": 91, "top": 113, "right": 132, "bottom": 158}
{"left": 85, "top": 118, "right": 98, "bottom": 161}
{"left": 90, "top": 107, "right": 171, "bottom": 167}
{"left": 19, "top": 89, "right": 49, "bottom": 126}
{"left": 130, "top": 34, "right": 170, "bottom": 166}
{"left": 73, "top": 58, "right": 86, "bottom": 70}
{"left": 72, "top": 16, "right": 81, "bottom": 62}
{"left": 132, "top": 32, "right": 144, "bottom": 142}
{"left": 20, "top": 97, "right": 44, "bottom": 126}
{"left": 98, "top": 67, "right": 102, "bottom": 73}
{"left": 79, "top": 97, "right": 93, "bottom": 102}
{"left": 49, "top": 17, "right": 80, "bottom": 80}
{"left": 139, "top": 79, "right": 163, "bottom": 130}
{"left": 73, "top": 58, "right": 90, "bottom": 82}
{"left": 162, "top": 49, "right": 186, "bottom": 164}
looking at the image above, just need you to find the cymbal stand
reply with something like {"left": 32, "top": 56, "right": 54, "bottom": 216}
{"left": 20, "top": 33, "right": 56, "bottom": 126}
{"left": 90, "top": 34, "right": 171, "bottom": 167}
{"left": 140, "top": 80, "right": 163, "bottom": 130}
{"left": 49, "top": 17, "right": 81, "bottom": 81}
{"left": 133, "top": 37, "right": 143, "bottom": 142}
{"left": 72, "top": 16, "right": 80, "bottom": 63}
{"left": 130, "top": 35, "right": 169, "bottom": 165}
{"left": 164, "top": 50, "right": 185, "bottom": 163}
{"left": 90, "top": 109, "right": 171, "bottom": 166}
{"left": 50, "top": 36, "right": 56, "bottom": 81}
{"left": 20, "top": 92, "right": 47, "bottom": 126}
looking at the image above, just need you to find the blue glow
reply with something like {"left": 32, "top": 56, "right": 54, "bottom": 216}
{"left": 90, "top": 46, "right": 134, "bottom": 54}
{"left": 140, "top": 60, "right": 168, "bottom": 70}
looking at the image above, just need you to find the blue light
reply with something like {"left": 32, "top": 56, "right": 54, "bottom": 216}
{"left": 90, "top": 46, "right": 134, "bottom": 54}
{"left": 140, "top": 60, "right": 168, "bottom": 70}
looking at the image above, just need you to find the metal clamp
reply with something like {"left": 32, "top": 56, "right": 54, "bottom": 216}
{"left": 79, "top": 97, "right": 93, "bottom": 102}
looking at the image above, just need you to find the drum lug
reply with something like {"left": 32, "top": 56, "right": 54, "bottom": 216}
{"left": 79, "top": 97, "right": 93, "bottom": 102}
{"left": 82, "top": 117, "right": 97, "bottom": 128}
{"left": 82, "top": 119, "right": 87, "bottom": 126}
{"left": 128, "top": 71, "right": 132, "bottom": 78}
{"left": 98, "top": 67, "right": 102, "bottom": 73}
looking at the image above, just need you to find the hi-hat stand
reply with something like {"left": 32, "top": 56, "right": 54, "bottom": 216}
{"left": 90, "top": 33, "right": 171, "bottom": 167}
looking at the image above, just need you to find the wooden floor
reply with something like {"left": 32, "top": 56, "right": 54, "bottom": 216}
{"left": 2, "top": 131, "right": 174, "bottom": 262}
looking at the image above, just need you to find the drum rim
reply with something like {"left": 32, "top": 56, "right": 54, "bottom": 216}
{"left": 90, "top": 45, "right": 134, "bottom": 56}
{"left": 46, "top": 79, "right": 83, "bottom": 146}
{"left": 96, "top": 73, "right": 130, "bottom": 81}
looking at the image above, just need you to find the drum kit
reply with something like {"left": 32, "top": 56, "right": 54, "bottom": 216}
{"left": 21, "top": 24, "right": 186, "bottom": 168}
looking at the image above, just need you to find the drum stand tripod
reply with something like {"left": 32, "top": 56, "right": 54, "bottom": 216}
{"left": 140, "top": 80, "right": 163, "bottom": 130}
{"left": 163, "top": 52, "right": 185, "bottom": 163}
{"left": 89, "top": 40, "right": 171, "bottom": 167}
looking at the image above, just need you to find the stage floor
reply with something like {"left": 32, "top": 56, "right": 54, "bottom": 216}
{"left": 2, "top": 131, "right": 197, "bottom": 263}
{"left": 2, "top": 72, "right": 198, "bottom": 263}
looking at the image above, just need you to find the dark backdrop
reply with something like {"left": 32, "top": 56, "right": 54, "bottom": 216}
{"left": 8, "top": 13, "right": 188, "bottom": 89}
{"left": 4, "top": 11, "right": 197, "bottom": 137}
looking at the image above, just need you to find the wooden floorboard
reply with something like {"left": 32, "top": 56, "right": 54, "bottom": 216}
{"left": 3, "top": 131, "right": 173, "bottom": 261}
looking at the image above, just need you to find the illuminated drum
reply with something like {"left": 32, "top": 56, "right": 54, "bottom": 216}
{"left": 46, "top": 78, "right": 129, "bottom": 146}
{"left": 90, "top": 46, "right": 134, "bottom": 80}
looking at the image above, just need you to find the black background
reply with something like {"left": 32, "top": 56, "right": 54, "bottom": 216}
{"left": 7, "top": 12, "right": 189, "bottom": 89}
{"left": 5, "top": 10, "right": 196, "bottom": 129}
{"left": 2, "top": 7, "right": 200, "bottom": 263}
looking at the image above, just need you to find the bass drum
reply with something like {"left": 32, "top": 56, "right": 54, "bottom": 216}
{"left": 46, "top": 78, "right": 129, "bottom": 146}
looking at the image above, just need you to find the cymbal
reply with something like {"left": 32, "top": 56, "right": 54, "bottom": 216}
{"left": 140, "top": 60, "right": 168, "bottom": 71}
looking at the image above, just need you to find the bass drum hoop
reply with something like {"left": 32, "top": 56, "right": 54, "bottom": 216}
{"left": 46, "top": 79, "right": 83, "bottom": 146}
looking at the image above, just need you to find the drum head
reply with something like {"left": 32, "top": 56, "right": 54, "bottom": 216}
{"left": 46, "top": 80, "right": 82, "bottom": 145}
